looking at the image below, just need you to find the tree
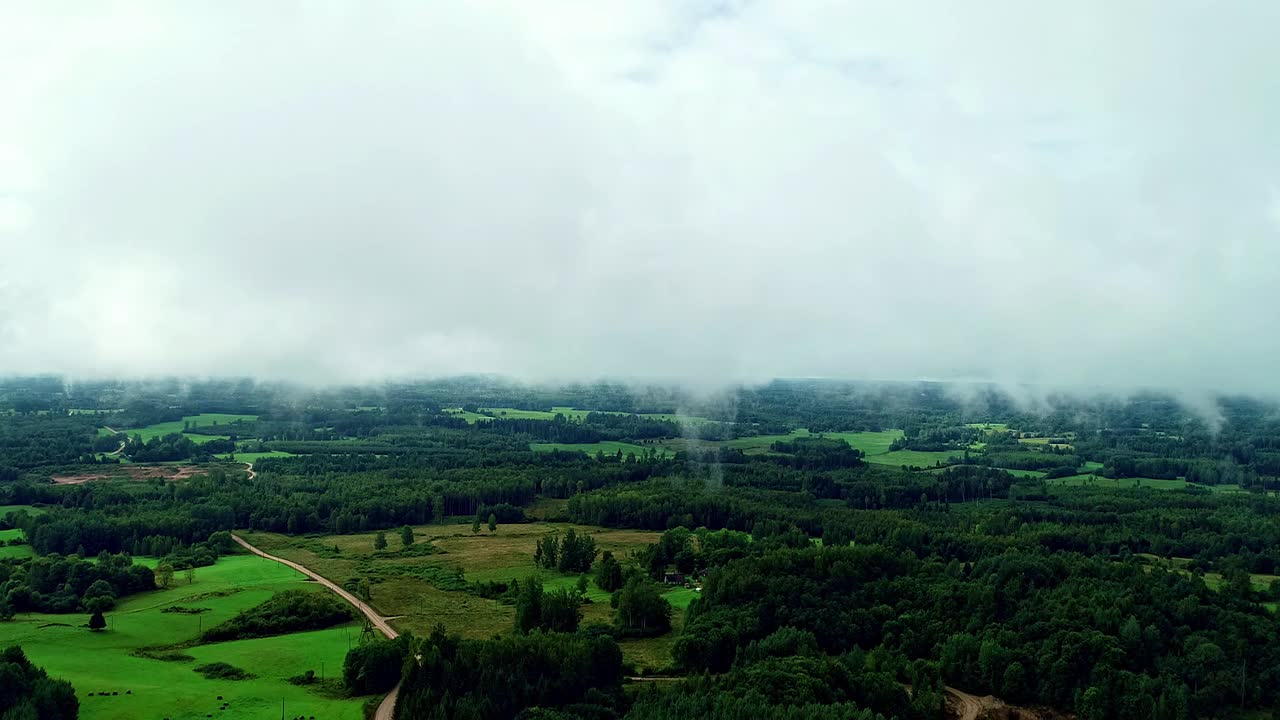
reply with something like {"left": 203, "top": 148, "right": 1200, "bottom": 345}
{"left": 400, "top": 525, "right": 414, "bottom": 547}
{"left": 613, "top": 577, "right": 671, "bottom": 637}
{"left": 514, "top": 576, "right": 544, "bottom": 634}
{"left": 154, "top": 562, "right": 175, "bottom": 589}
{"left": 472, "top": 509, "right": 483, "bottom": 534}
{"left": 595, "top": 551, "right": 623, "bottom": 592}
{"left": 184, "top": 566, "right": 196, "bottom": 585}
{"left": 540, "top": 589, "right": 583, "bottom": 633}
{"left": 88, "top": 610, "right": 106, "bottom": 631}
{"left": 488, "top": 513, "right": 497, "bottom": 533}
{"left": 374, "top": 531, "right": 388, "bottom": 551}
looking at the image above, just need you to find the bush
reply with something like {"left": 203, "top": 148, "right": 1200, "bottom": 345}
{"left": 343, "top": 636, "right": 408, "bottom": 695}
{"left": 193, "top": 662, "right": 253, "bottom": 680}
{"left": 200, "top": 590, "right": 352, "bottom": 642}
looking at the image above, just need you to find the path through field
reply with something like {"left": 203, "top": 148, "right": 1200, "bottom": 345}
{"left": 243, "top": 462, "right": 257, "bottom": 480}
{"left": 230, "top": 533, "right": 400, "bottom": 720}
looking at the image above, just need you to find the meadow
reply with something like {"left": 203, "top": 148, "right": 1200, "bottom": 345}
{"left": 110, "top": 413, "right": 258, "bottom": 444}
{"left": 864, "top": 449, "right": 961, "bottom": 468}
{"left": 0, "top": 554, "right": 371, "bottom": 720}
{"left": 214, "top": 450, "right": 297, "bottom": 464}
{"left": 530, "top": 441, "right": 669, "bottom": 457}
{"left": 237, "top": 521, "right": 690, "bottom": 670}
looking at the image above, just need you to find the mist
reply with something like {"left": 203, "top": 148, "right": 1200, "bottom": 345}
{"left": 3, "top": 2, "right": 1279, "bottom": 393}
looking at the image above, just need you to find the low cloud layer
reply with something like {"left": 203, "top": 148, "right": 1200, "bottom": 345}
{"left": 3, "top": 2, "right": 1279, "bottom": 391}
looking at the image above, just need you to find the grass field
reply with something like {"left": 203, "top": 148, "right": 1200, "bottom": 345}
{"left": 113, "top": 414, "right": 258, "bottom": 444}
{"left": 237, "top": 522, "right": 684, "bottom": 667}
{"left": 481, "top": 407, "right": 560, "bottom": 420}
{"left": 0, "top": 527, "right": 34, "bottom": 559}
{"left": 215, "top": 451, "right": 297, "bottom": 464}
{"left": 864, "top": 449, "right": 960, "bottom": 468}
{"left": 530, "top": 441, "right": 669, "bottom": 458}
{"left": 0, "top": 504, "right": 45, "bottom": 517}
{"left": 442, "top": 408, "right": 494, "bottom": 423}
{"left": 0, "top": 553, "right": 370, "bottom": 720}
{"left": 966, "top": 423, "right": 1010, "bottom": 431}
{"left": 1046, "top": 475, "right": 1190, "bottom": 490}
{"left": 822, "top": 430, "right": 904, "bottom": 456}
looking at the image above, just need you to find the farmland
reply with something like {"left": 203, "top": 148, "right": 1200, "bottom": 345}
{"left": 530, "top": 441, "right": 668, "bottom": 457}
{"left": 237, "top": 521, "right": 692, "bottom": 669}
{"left": 109, "top": 413, "right": 257, "bottom": 444}
{"left": 4, "top": 378, "right": 1280, "bottom": 718}
{"left": 0, "top": 554, "right": 371, "bottom": 720}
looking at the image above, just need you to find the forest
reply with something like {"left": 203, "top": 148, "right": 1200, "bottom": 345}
{"left": 2, "top": 376, "right": 1280, "bottom": 719}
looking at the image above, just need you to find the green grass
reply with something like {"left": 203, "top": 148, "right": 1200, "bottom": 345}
{"left": 865, "top": 449, "right": 959, "bottom": 468}
{"left": 0, "top": 504, "right": 45, "bottom": 517}
{"left": 530, "top": 441, "right": 669, "bottom": 457}
{"left": 661, "top": 587, "right": 700, "bottom": 610}
{"left": 821, "top": 430, "right": 903, "bottom": 456}
{"left": 0, "top": 554, "right": 370, "bottom": 720}
{"left": 238, "top": 523, "right": 671, "bottom": 667}
{"left": 215, "top": 451, "right": 297, "bottom": 464}
{"left": 966, "top": 423, "right": 1009, "bottom": 431}
{"left": 1046, "top": 475, "right": 1190, "bottom": 490}
{"left": 724, "top": 430, "right": 810, "bottom": 453}
{"left": 115, "top": 414, "right": 257, "bottom": 443}
{"left": 442, "top": 408, "right": 494, "bottom": 424}
{"left": 481, "top": 407, "right": 560, "bottom": 420}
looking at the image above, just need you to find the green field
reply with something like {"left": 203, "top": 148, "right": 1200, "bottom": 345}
{"left": 481, "top": 407, "right": 560, "bottom": 420}
{"left": 215, "top": 451, "right": 297, "bottom": 464}
{"left": 442, "top": 408, "right": 495, "bottom": 423}
{"left": 0, "top": 554, "right": 370, "bottom": 720}
{"left": 530, "top": 441, "right": 668, "bottom": 457}
{"left": 0, "top": 504, "right": 45, "bottom": 517}
{"left": 0, "top": 527, "right": 34, "bottom": 559}
{"left": 966, "top": 423, "right": 1009, "bottom": 431}
{"left": 1047, "top": 475, "right": 1190, "bottom": 490}
{"left": 113, "top": 414, "right": 258, "bottom": 443}
{"left": 864, "top": 449, "right": 960, "bottom": 468}
{"left": 821, "top": 430, "right": 904, "bottom": 456}
{"left": 724, "top": 430, "right": 809, "bottom": 453}
{"left": 237, "top": 522, "right": 683, "bottom": 667}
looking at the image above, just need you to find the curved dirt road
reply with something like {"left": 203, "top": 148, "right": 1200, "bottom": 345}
{"left": 242, "top": 462, "right": 257, "bottom": 480}
{"left": 230, "top": 533, "right": 400, "bottom": 719}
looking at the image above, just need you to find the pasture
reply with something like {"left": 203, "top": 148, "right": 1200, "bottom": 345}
{"left": 864, "top": 449, "right": 960, "bottom": 468}
{"left": 111, "top": 413, "right": 257, "bottom": 444}
{"left": 442, "top": 408, "right": 494, "bottom": 424}
{"left": 822, "top": 430, "right": 904, "bottom": 456}
{"left": 530, "top": 441, "right": 668, "bottom": 457}
{"left": 237, "top": 521, "right": 688, "bottom": 668}
{"left": 1046, "top": 475, "right": 1191, "bottom": 490}
{"left": 215, "top": 451, "right": 297, "bottom": 464}
{"left": 0, "top": 554, "right": 370, "bottom": 720}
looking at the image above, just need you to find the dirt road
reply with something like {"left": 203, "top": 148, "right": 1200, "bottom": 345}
{"left": 946, "top": 686, "right": 1001, "bottom": 720}
{"left": 230, "top": 533, "right": 400, "bottom": 719}
{"left": 242, "top": 462, "right": 257, "bottom": 480}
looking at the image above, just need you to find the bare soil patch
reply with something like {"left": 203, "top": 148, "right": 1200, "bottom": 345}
{"left": 50, "top": 465, "right": 207, "bottom": 484}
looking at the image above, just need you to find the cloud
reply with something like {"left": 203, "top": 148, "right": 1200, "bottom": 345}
{"left": 2, "top": 1, "right": 1279, "bottom": 391}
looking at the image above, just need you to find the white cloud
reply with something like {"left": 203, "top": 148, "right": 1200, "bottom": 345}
{"left": 2, "top": 1, "right": 1278, "bottom": 391}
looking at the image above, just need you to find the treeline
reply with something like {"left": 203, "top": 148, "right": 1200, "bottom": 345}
{"left": 674, "top": 543, "right": 1280, "bottom": 717}
{"left": 394, "top": 627, "right": 625, "bottom": 720}
{"left": 0, "top": 645, "right": 78, "bottom": 720}
{"left": 0, "top": 552, "right": 155, "bottom": 615}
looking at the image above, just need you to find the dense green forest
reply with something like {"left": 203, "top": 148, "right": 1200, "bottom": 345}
{"left": 2, "top": 376, "right": 1280, "bottom": 719}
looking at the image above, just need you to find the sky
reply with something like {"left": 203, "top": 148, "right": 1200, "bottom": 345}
{"left": 2, "top": 2, "right": 1279, "bottom": 392}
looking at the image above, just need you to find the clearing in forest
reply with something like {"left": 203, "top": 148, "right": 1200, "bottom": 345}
{"left": 0, "top": 554, "right": 371, "bottom": 720}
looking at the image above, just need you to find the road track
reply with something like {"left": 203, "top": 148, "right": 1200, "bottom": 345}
{"left": 230, "top": 533, "right": 400, "bottom": 719}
